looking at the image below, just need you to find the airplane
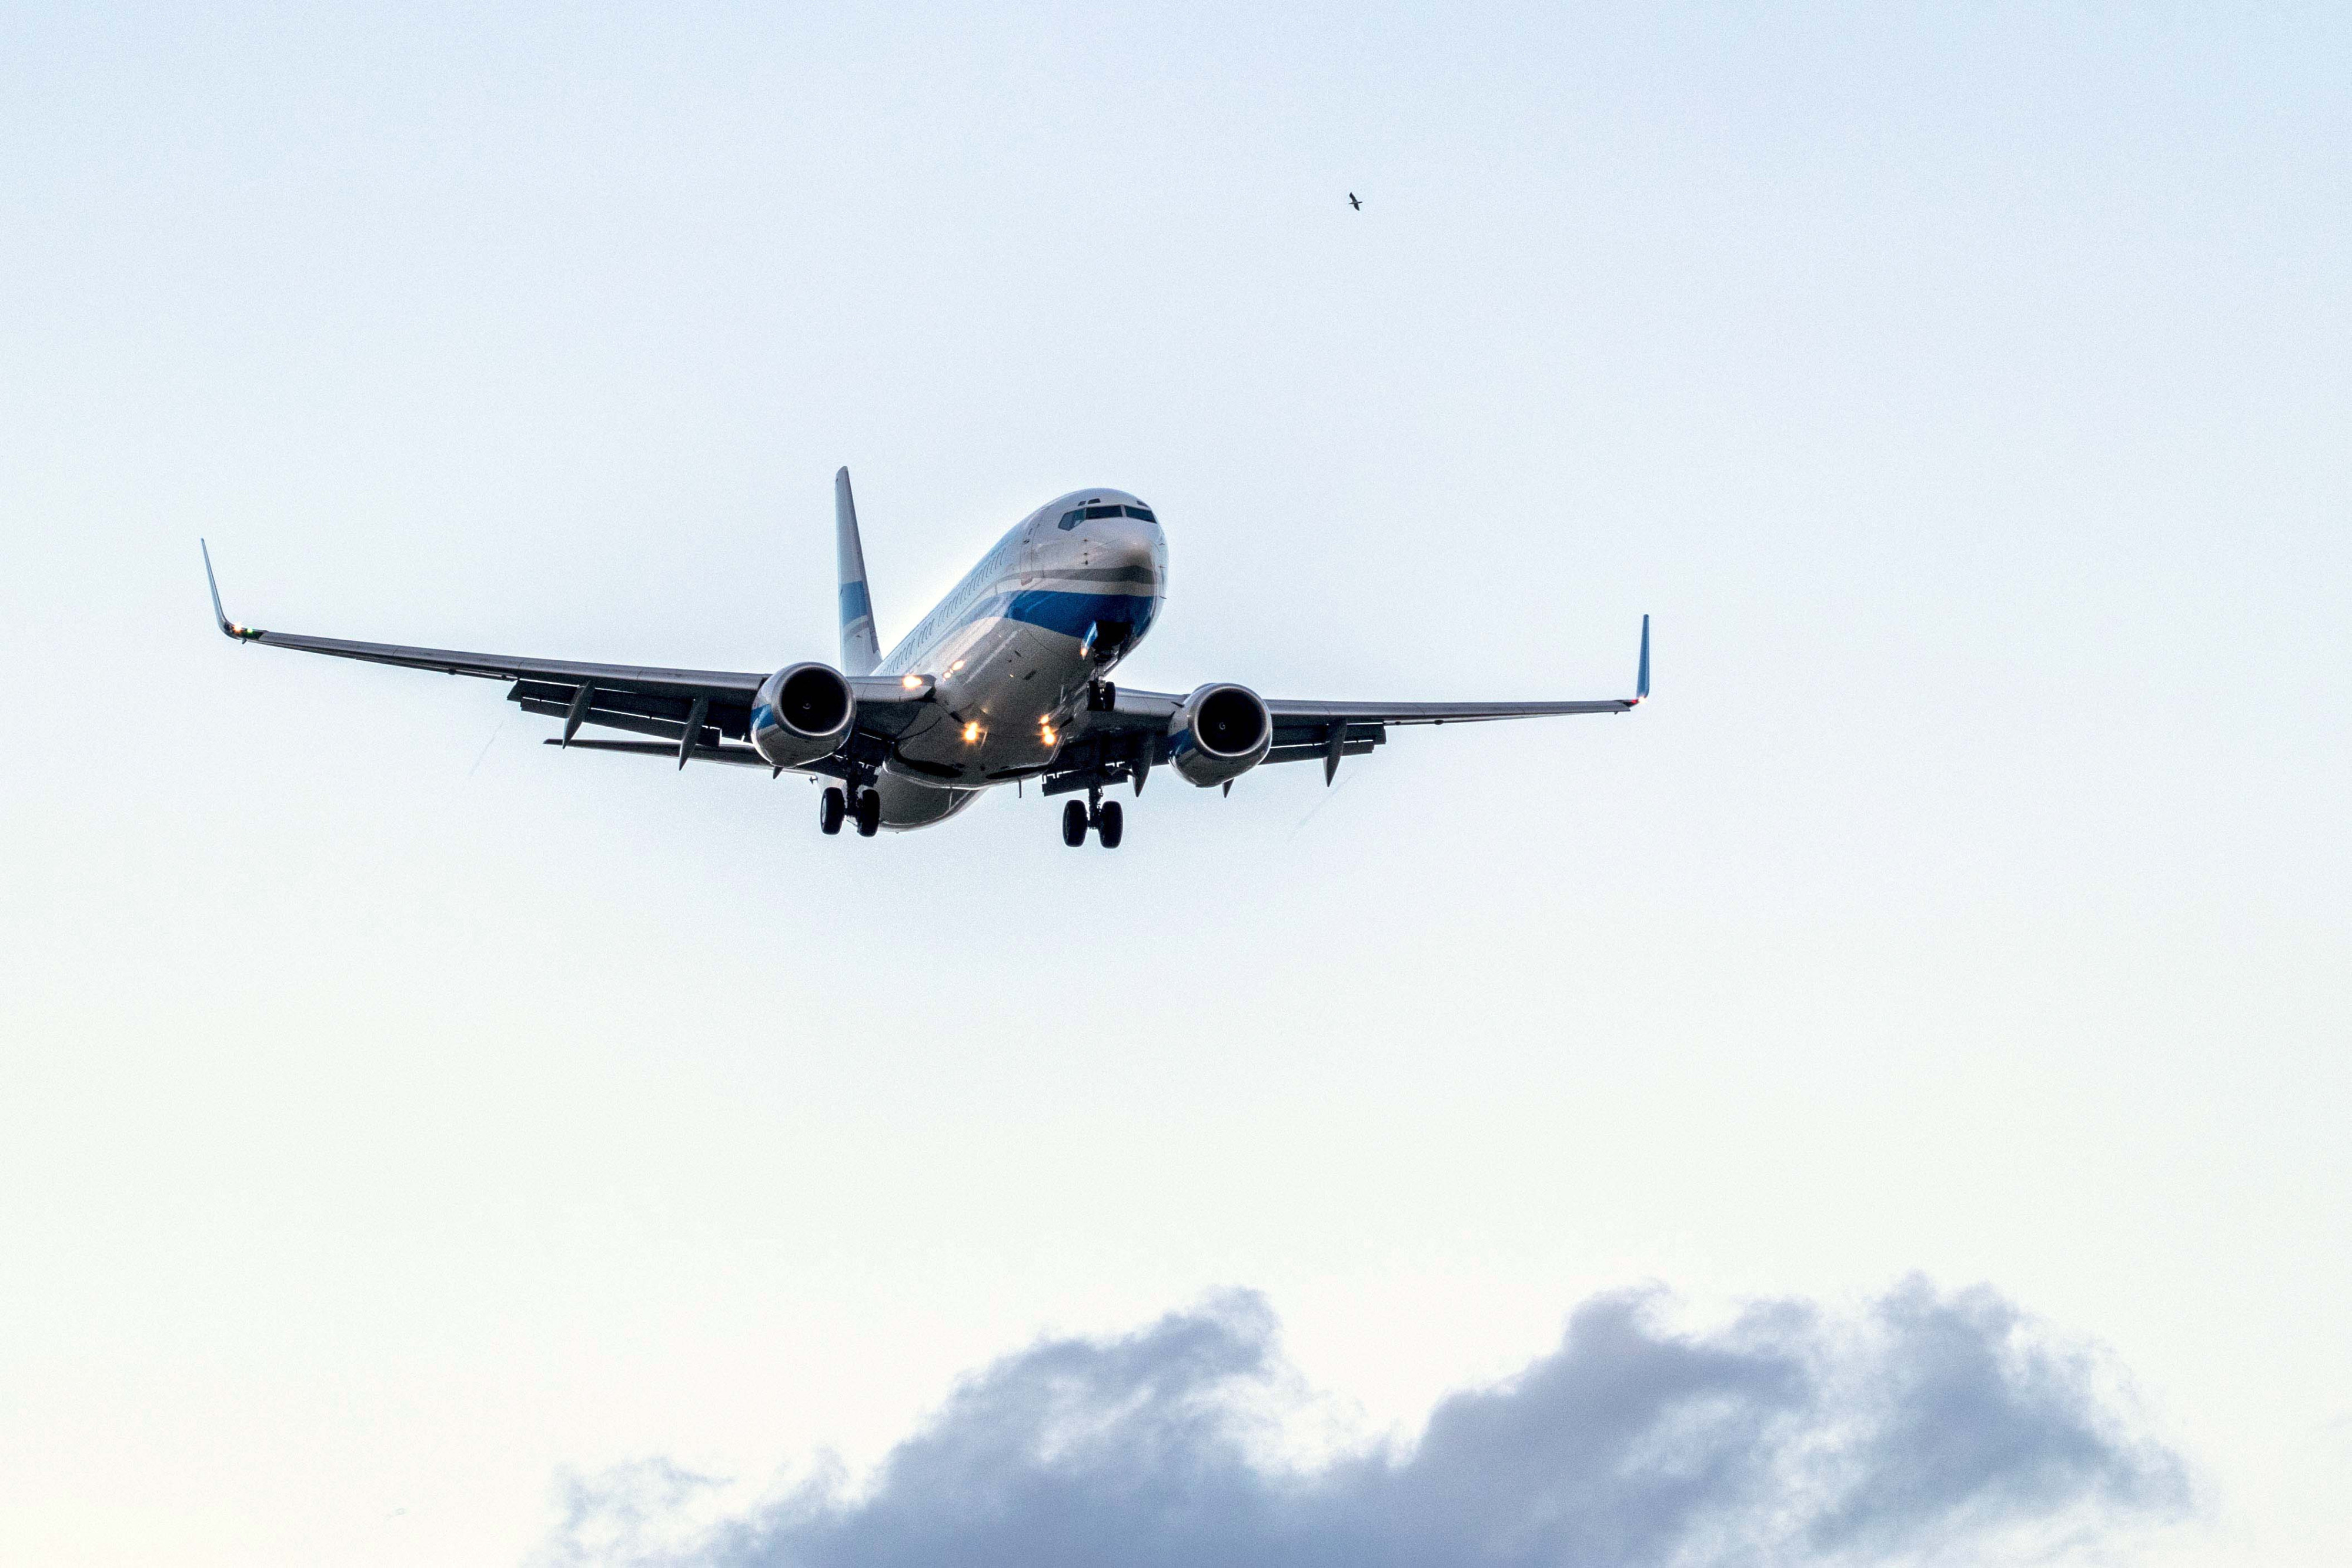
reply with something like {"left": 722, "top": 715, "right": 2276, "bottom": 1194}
{"left": 1348, "top": 192, "right": 1362, "bottom": 210}
{"left": 203, "top": 470, "right": 1648, "bottom": 847}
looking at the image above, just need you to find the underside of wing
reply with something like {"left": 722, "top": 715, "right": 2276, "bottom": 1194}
{"left": 203, "top": 541, "right": 1646, "bottom": 796}
{"left": 203, "top": 541, "right": 931, "bottom": 776}
{"left": 1264, "top": 695, "right": 1637, "bottom": 725}
{"left": 237, "top": 628, "right": 769, "bottom": 700}
{"left": 505, "top": 671, "right": 929, "bottom": 777}
{"left": 1056, "top": 616, "right": 1648, "bottom": 790}
{"left": 1260, "top": 613, "right": 1650, "bottom": 730}
{"left": 1055, "top": 692, "right": 1626, "bottom": 791}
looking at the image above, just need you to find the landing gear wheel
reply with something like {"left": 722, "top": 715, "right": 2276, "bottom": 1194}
{"left": 854, "top": 788, "right": 883, "bottom": 837}
{"left": 818, "top": 787, "right": 846, "bottom": 835}
{"left": 1096, "top": 799, "right": 1123, "bottom": 848}
{"left": 1061, "top": 800, "right": 1088, "bottom": 847}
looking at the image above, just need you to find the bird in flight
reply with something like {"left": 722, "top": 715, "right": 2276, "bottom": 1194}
{"left": 1348, "top": 192, "right": 1362, "bottom": 210}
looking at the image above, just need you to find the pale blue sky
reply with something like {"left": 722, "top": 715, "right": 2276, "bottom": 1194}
{"left": 2, "top": 5, "right": 2346, "bottom": 1564}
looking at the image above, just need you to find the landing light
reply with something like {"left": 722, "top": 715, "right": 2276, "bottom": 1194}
{"left": 963, "top": 721, "right": 981, "bottom": 743}
{"left": 901, "top": 674, "right": 923, "bottom": 690}
{"left": 1039, "top": 721, "right": 1058, "bottom": 745}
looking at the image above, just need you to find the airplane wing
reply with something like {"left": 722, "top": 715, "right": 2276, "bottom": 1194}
{"left": 1055, "top": 616, "right": 1649, "bottom": 789}
{"left": 201, "top": 541, "right": 927, "bottom": 774}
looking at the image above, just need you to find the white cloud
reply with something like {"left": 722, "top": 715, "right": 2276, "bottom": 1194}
{"left": 537, "top": 1278, "right": 2186, "bottom": 1568}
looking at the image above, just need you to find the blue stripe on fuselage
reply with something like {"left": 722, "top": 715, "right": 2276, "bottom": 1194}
{"left": 1002, "top": 589, "right": 1157, "bottom": 642}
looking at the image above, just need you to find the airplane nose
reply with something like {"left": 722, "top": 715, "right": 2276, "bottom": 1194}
{"left": 1114, "top": 519, "right": 1155, "bottom": 560}
{"left": 1095, "top": 517, "right": 1160, "bottom": 580}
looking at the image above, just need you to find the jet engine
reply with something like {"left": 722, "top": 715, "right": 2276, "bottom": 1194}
{"left": 750, "top": 661, "right": 855, "bottom": 768}
{"left": 1168, "top": 683, "right": 1272, "bottom": 787}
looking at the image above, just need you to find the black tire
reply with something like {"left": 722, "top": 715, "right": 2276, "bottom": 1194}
{"left": 1061, "top": 800, "right": 1088, "bottom": 847}
{"left": 1097, "top": 800, "right": 1123, "bottom": 848}
{"left": 819, "top": 787, "right": 846, "bottom": 835}
{"left": 854, "top": 788, "right": 883, "bottom": 837}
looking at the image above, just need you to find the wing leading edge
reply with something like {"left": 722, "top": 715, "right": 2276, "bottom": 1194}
{"left": 1106, "top": 613, "right": 1648, "bottom": 725}
{"left": 1058, "top": 615, "right": 1649, "bottom": 789}
{"left": 1267, "top": 613, "right": 1649, "bottom": 727}
{"left": 202, "top": 540, "right": 765, "bottom": 697}
{"left": 203, "top": 541, "right": 1646, "bottom": 793}
{"left": 199, "top": 540, "right": 927, "bottom": 774}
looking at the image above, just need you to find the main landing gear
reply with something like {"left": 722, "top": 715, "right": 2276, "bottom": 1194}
{"left": 820, "top": 784, "right": 882, "bottom": 837}
{"left": 1061, "top": 787, "right": 1123, "bottom": 849}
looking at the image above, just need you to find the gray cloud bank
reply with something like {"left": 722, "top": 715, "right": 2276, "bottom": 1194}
{"left": 540, "top": 1279, "right": 2186, "bottom": 1568}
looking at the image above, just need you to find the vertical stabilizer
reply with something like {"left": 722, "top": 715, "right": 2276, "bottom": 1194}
{"left": 834, "top": 467, "right": 880, "bottom": 676}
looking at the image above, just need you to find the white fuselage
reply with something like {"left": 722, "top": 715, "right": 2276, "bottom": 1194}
{"left": 861, "top": 489, "right": 1167, "bottom": 829}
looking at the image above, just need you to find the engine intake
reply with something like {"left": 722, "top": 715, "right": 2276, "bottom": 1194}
{"left": 1170, "top": 683, "right": 1272, "bottom": 787}
{"left": 750, "top": 661, "right": 854, "bottom": 768}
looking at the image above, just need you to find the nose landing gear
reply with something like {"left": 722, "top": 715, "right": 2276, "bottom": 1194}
{"left": 1061, "top": 787, "right": 1125, "bottom": 848}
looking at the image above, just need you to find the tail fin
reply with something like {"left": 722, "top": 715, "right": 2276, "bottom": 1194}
{"left": 834, "top": 467, "right": 880, "bottom": 676}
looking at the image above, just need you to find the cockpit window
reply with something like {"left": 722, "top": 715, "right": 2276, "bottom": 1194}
{"left": 1060, "top": 503, "right": 1156, "bottom": 529}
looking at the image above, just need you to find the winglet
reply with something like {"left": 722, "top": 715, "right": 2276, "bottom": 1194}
{"left": 1634, "top": 614, "right": 1650, "bottom": 703}
{"left": 201, "top": 540, "right": 262, "bottom": 641}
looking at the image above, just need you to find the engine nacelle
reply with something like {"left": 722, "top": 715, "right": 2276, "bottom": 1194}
{"left": 750, "top": 661, "right": 854, "bottom": 768}
{"left": 1168, "top": 683, "right": 1272, "bottom": 787}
